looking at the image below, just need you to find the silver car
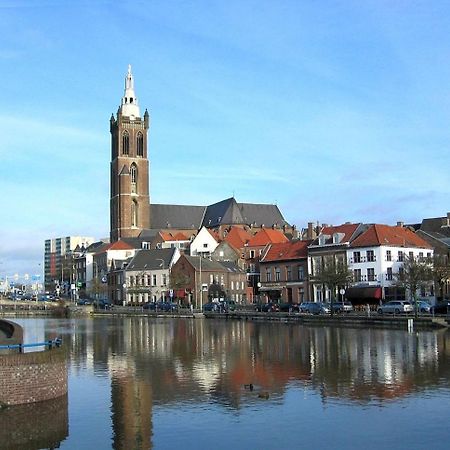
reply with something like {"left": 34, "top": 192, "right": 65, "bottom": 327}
{"left": 301, "top": 302, "right": 331, "bottom": 315}
{"left": 377, "top": 301, "right": 413, "bottom": 314}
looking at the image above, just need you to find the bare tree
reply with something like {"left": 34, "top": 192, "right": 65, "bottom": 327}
{"left": 312, "top": 257, "right": 353, "bottom": 315}
{"left": 395, "top": 255, "right": 433, "bottom": 317}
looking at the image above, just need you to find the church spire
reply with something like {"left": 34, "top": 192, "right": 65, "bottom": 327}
{"left": 120, "top": 64, "right": 140, "bottom": 119}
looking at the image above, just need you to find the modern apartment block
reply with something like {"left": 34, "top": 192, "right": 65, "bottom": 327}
{"left": 44, "top": 236, "right": 95, "bottom": 291}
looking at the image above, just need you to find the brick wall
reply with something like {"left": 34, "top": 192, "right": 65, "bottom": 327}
{"left": 0, "top": 348, "right": 68, "bottom": 406}
{"left": 0, "top": 393, "right": 68, "bottom": 449}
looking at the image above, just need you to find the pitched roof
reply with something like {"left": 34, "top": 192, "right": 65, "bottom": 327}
{"left": 126, "top": 248, "right": 176, "bottom": 271}
{"left": 351, "top": 224, "right": 432, "bottom": 249}
{"left": 419, "top": 215, "right": 450, "bottom": 239}
{"left": 150, "top": 204, "right": 206, "bottom": 230}
{"left": 317, "top": 223, "right": 362, "bottom": 245}
{"left": 159, "top": 231, "right": 189, "bottom": 241}
{"left": 105, "top": 240, "right": 135, "bottom": 251}
{"left": 247, "top": 228, "right": 289, "bottom": 246}
{"left": 261, "top": 240, "right": 310, "bottom": 262}
{"left": 224, "top": 226, "right": 252, "bottom": 249}
{"left": 149, "top": 197, "right": 290, "bottom": 231}
{"left": 183, "top": 255, "right": 234, "bottom": 272}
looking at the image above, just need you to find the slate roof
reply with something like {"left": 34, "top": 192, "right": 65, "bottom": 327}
{"left": 350, "top": 224, "right": 432, "bottom": 249}
{"left": 418, "top": 215, "right": 450, "bottom": 241}
{"left": 261, "top": 240, "right": 310, "bottom": 262}
{"left": 126, "top": 248, "right": 176, "bottom": 271}
{"left": 247, "top": 228, "right": 289, "bottom": 247}
{"left": 148, "top": 197, "right": 289, "bottom": 231}
{"left": 150, "top": 204, "right": 205, "bottom": 230}
{"left": 182, "top": 255, "right": 242, "bottom": 273}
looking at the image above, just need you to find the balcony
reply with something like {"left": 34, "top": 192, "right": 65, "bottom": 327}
{"left": 349, "top": 255, "right": 377, "bottom": 264}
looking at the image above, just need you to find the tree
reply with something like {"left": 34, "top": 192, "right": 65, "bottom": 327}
{"left": 395, "top": 255, "right": 433, "bottom": 317}
{"left": 432, "top": 254, "right": 450, "bottom": 301}
{"left": 312, "top": 257, "right": 353, "bottom": 315}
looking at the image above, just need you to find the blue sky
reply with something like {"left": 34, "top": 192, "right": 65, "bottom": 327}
{"left": 1, "top": 0, "right": 449, "bottom": 279}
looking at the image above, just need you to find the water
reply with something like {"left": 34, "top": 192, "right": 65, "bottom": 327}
{"left": 3, "top": 317, "right": 450, "bottom": 449}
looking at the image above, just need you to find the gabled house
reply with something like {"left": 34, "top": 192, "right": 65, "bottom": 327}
{"left": 170, "top": 255, "right": 246, "bottom": 308}
{"left": 245, "top": 228, "right": 291, "bottom": 302}
{"left": 347, "top": 224, "right": 434, "bottom": 304}
{"left": 189, "top": 227, "right": 219, "bottom": 257}
{"left": 108, "top": 247, "right": 180, "bottom": 305}
{"left": 259, "top": 240, "right": 311, "bottom": 304}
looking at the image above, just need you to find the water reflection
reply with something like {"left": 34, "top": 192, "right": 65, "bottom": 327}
{"left": 14, "top": 318, "right": 450, "bottom": 449}
{"left": 0, "top": 394, "right": 68, "bottom": 450}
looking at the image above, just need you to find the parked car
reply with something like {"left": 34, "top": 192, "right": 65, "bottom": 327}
{"left": 377, "top": 301, "right": 413, "bottom": 314}
{"left": 76, "top": 298, "right": 93, "bottom": 305}
{"left": 430, "top": 300, "right": 450, "bottom": 314}
{"left": 220, "top": 300, "right": 236, "bottom": 312}
{"left": 203, "top": 302, "right": 219, "bottom": 312}
{"left": 330, "top": 301, "right": 354, "bottom": 313}
{"left": 300, "top": 302, "right": 331, "bottom": 315}
{"left": 410, "top": 300, "right": 431, "bottom": 313}
{"left": 255, "top": 302, "right": 280, "bottom": 312}
{"left": 279, "top": 303, "right": 300, "bottom": 312}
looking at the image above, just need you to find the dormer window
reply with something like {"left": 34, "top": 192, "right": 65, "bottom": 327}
{"left": 318, "top": 235, "right": 326, "bottom": 246}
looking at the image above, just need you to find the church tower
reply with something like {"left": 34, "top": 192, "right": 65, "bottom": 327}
{"left": 110, "top": 65, "right": 150, "bottom": 242}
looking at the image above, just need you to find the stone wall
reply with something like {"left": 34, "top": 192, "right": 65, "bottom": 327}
{"left": 0, "top": 348, "right": 68, "bottom": 406}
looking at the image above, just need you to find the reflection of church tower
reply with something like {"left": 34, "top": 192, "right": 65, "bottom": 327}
{"left": 111, "top": 372, "right": 153, "bottom": 450}
{"left": 110, "top": 65, "right": 150, "bottom": 242}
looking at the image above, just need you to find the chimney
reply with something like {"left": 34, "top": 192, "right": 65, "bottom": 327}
{"left": 397, "top": 221, "right": 404, "bottom": 227}
{"left": 307, "top": 222, "right": 314, "bottom": 240}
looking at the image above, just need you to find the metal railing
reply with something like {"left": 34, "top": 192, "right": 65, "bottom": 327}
{"left": 0, "top": 337, "right": 62, "bottom": 353}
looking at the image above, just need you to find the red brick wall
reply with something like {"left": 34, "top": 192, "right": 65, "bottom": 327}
{"left": 0, "top": 348, "right": 67, "bottom": 406}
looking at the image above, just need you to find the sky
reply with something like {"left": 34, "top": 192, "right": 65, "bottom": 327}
{"left": 1, "top": 0, "right": 450, "bottom": 280}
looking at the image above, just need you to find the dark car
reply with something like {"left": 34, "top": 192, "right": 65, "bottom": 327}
{"left": 203, "top": 302, "right": 219, "bottom": 312}
{"left": 255, "top": 302, "right": 280, "bottom": 312}
{"left": 279, "top": 303, "right": 300, "bottom": 312}
{"left": 330, "top": 301, "right": 354, "bottom": 313}
{"left": 220, "top": 300, "right": 236, "bottom": 312}
{"left": 430, "top": 301, "right": 450, "bottom": 314}
{"left": 300, "top": 302, "right": 331, "bottom": 315}
{"left": 76, "top": 298, "right": 93, "bottom": 305}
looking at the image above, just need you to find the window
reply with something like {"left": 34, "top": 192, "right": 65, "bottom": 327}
{"left": 427, "top": 252, "right": 432, "bottom": 259}
{"left": 162, "top": 274, "right": 167, "bottom": 286}
{"left": 353, "top": 251, "right": 361, "bottom": 263}
{"left": 203, "top": 243, "right": 208, "bottom": 248}
{"left": 386, "top": 267, "right": 393, "bottom": 281}
{"left": 353, "top": 269, "right": 361, "bottom": 282}
{"left": 398, "top": 251, "right": 404, "bottom": 262}
{"left": 210, "top": 274, "right": 214, "bottom": 284}
{"left": 152, "top": 274, "right": 157, "bottom": 286}
{"left": 131, "top": 200, "right": 138, "bottom": 227}
{"left": 386, "top": 250, "right": 392, "bottom": 261}
{"left": 130, "top": 164, "right": 137, "bottom": 193}
{"left": 122, "top": 131, "right": 129, "bottom": 155}
{"left": 249, "top": 250, "right": 255, "bottom": 259}
{"left": 367, "top": 250, "right": 375, "bottom": 262}
{"left": 286, "top": 266, "right": 291, "bottom": 281}
{"left": 142, "top": 242, "right": 149, "bottom": 249}
{"left": 137, "top": 132, "right": 144, "bottom": 157}
{"left": 275, "top": 267, "right": 281, "bottom": 281}
{"left": 266, "top": 269, "right": 272, "bottom": 282}
{"left": 298, "top": 266, "right": 304, "bottom": 281}
{"left": 367, "top": 268, "right": 375, "bottom": 281}
{"left": 231, "top": 281, "right": 234, "bottom": 290}
{"left": 409, "top": 251, "right": 414, "bottom": 259}
{"left": 298, "top": 287, "right": 304, "bottom": 302}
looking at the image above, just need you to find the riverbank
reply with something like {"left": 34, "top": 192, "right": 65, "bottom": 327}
{"left": 203, "top": 310, "right": 450, "bottom": 330}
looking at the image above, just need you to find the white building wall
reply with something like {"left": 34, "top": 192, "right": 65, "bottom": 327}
{"left": 190, "top": 227, "right": 219, "bottom": 256}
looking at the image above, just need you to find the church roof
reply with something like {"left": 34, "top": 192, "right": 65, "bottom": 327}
{"left": 150, "top": 204, "right": 206, "bottom": 230}
{"left": 149, "top": 197, "right": 289, "bottom": 231}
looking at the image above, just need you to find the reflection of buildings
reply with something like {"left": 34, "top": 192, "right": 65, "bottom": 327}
{"left": 0, "top": 394, "right": 68, "bottom": 450}
{"left": 64, "top": 317, "right": 450, "bottom": 444}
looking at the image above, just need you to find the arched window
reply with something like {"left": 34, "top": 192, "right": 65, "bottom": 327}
{"left": 137, "top": 132, "right": 144, "bottom": 157}
{"left": 122, "top": 131, "right": 129, "bottom": 155}
{"left": 131, "top": 200, "right": 138, "bottom": 227}
{"left": 130, "top": 163, "right": 137, "bottom": 194}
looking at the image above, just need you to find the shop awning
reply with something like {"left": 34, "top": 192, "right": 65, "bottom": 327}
{"left": 345, "top": 287, "right": 382, "bottom": 303}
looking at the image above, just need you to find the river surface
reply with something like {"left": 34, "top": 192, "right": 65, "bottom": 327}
{"left": 3, "top": 317, "right": 450, "bottom": 450}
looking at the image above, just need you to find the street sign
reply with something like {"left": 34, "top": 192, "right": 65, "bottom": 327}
{"left": 77, "top": 282, "right": 82, "bottom": 287}
{"left": 101, "top": 276, "right": 107, "bottom": 283}
{"left": 169, "top": 289, "right": 174, "bottom": 298}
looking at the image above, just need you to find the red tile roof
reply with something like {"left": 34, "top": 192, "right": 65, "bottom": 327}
{"left": 224, "top": 226, "right": 252, "bottom": 249}
{"left": 351, "top": 224, "right": 432, "bottom": 249}
{"left": 262, "top": 240, "right": 310, "bottom": 262}
{"left": 99, "top": 240, "right": 134, "bottom": 253}
{"left": 320, "top": 223, "right": 361, "bottom": 243}
{"left": 159, "top": 231, "right": 188, "bottom": 241}
{"left": 248, "top": 228, "right": 289, "bottom": 247}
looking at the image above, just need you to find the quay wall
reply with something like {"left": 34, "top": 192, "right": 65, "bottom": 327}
{"left": 0, "top": 347, "right": 67, "bottom": 406}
